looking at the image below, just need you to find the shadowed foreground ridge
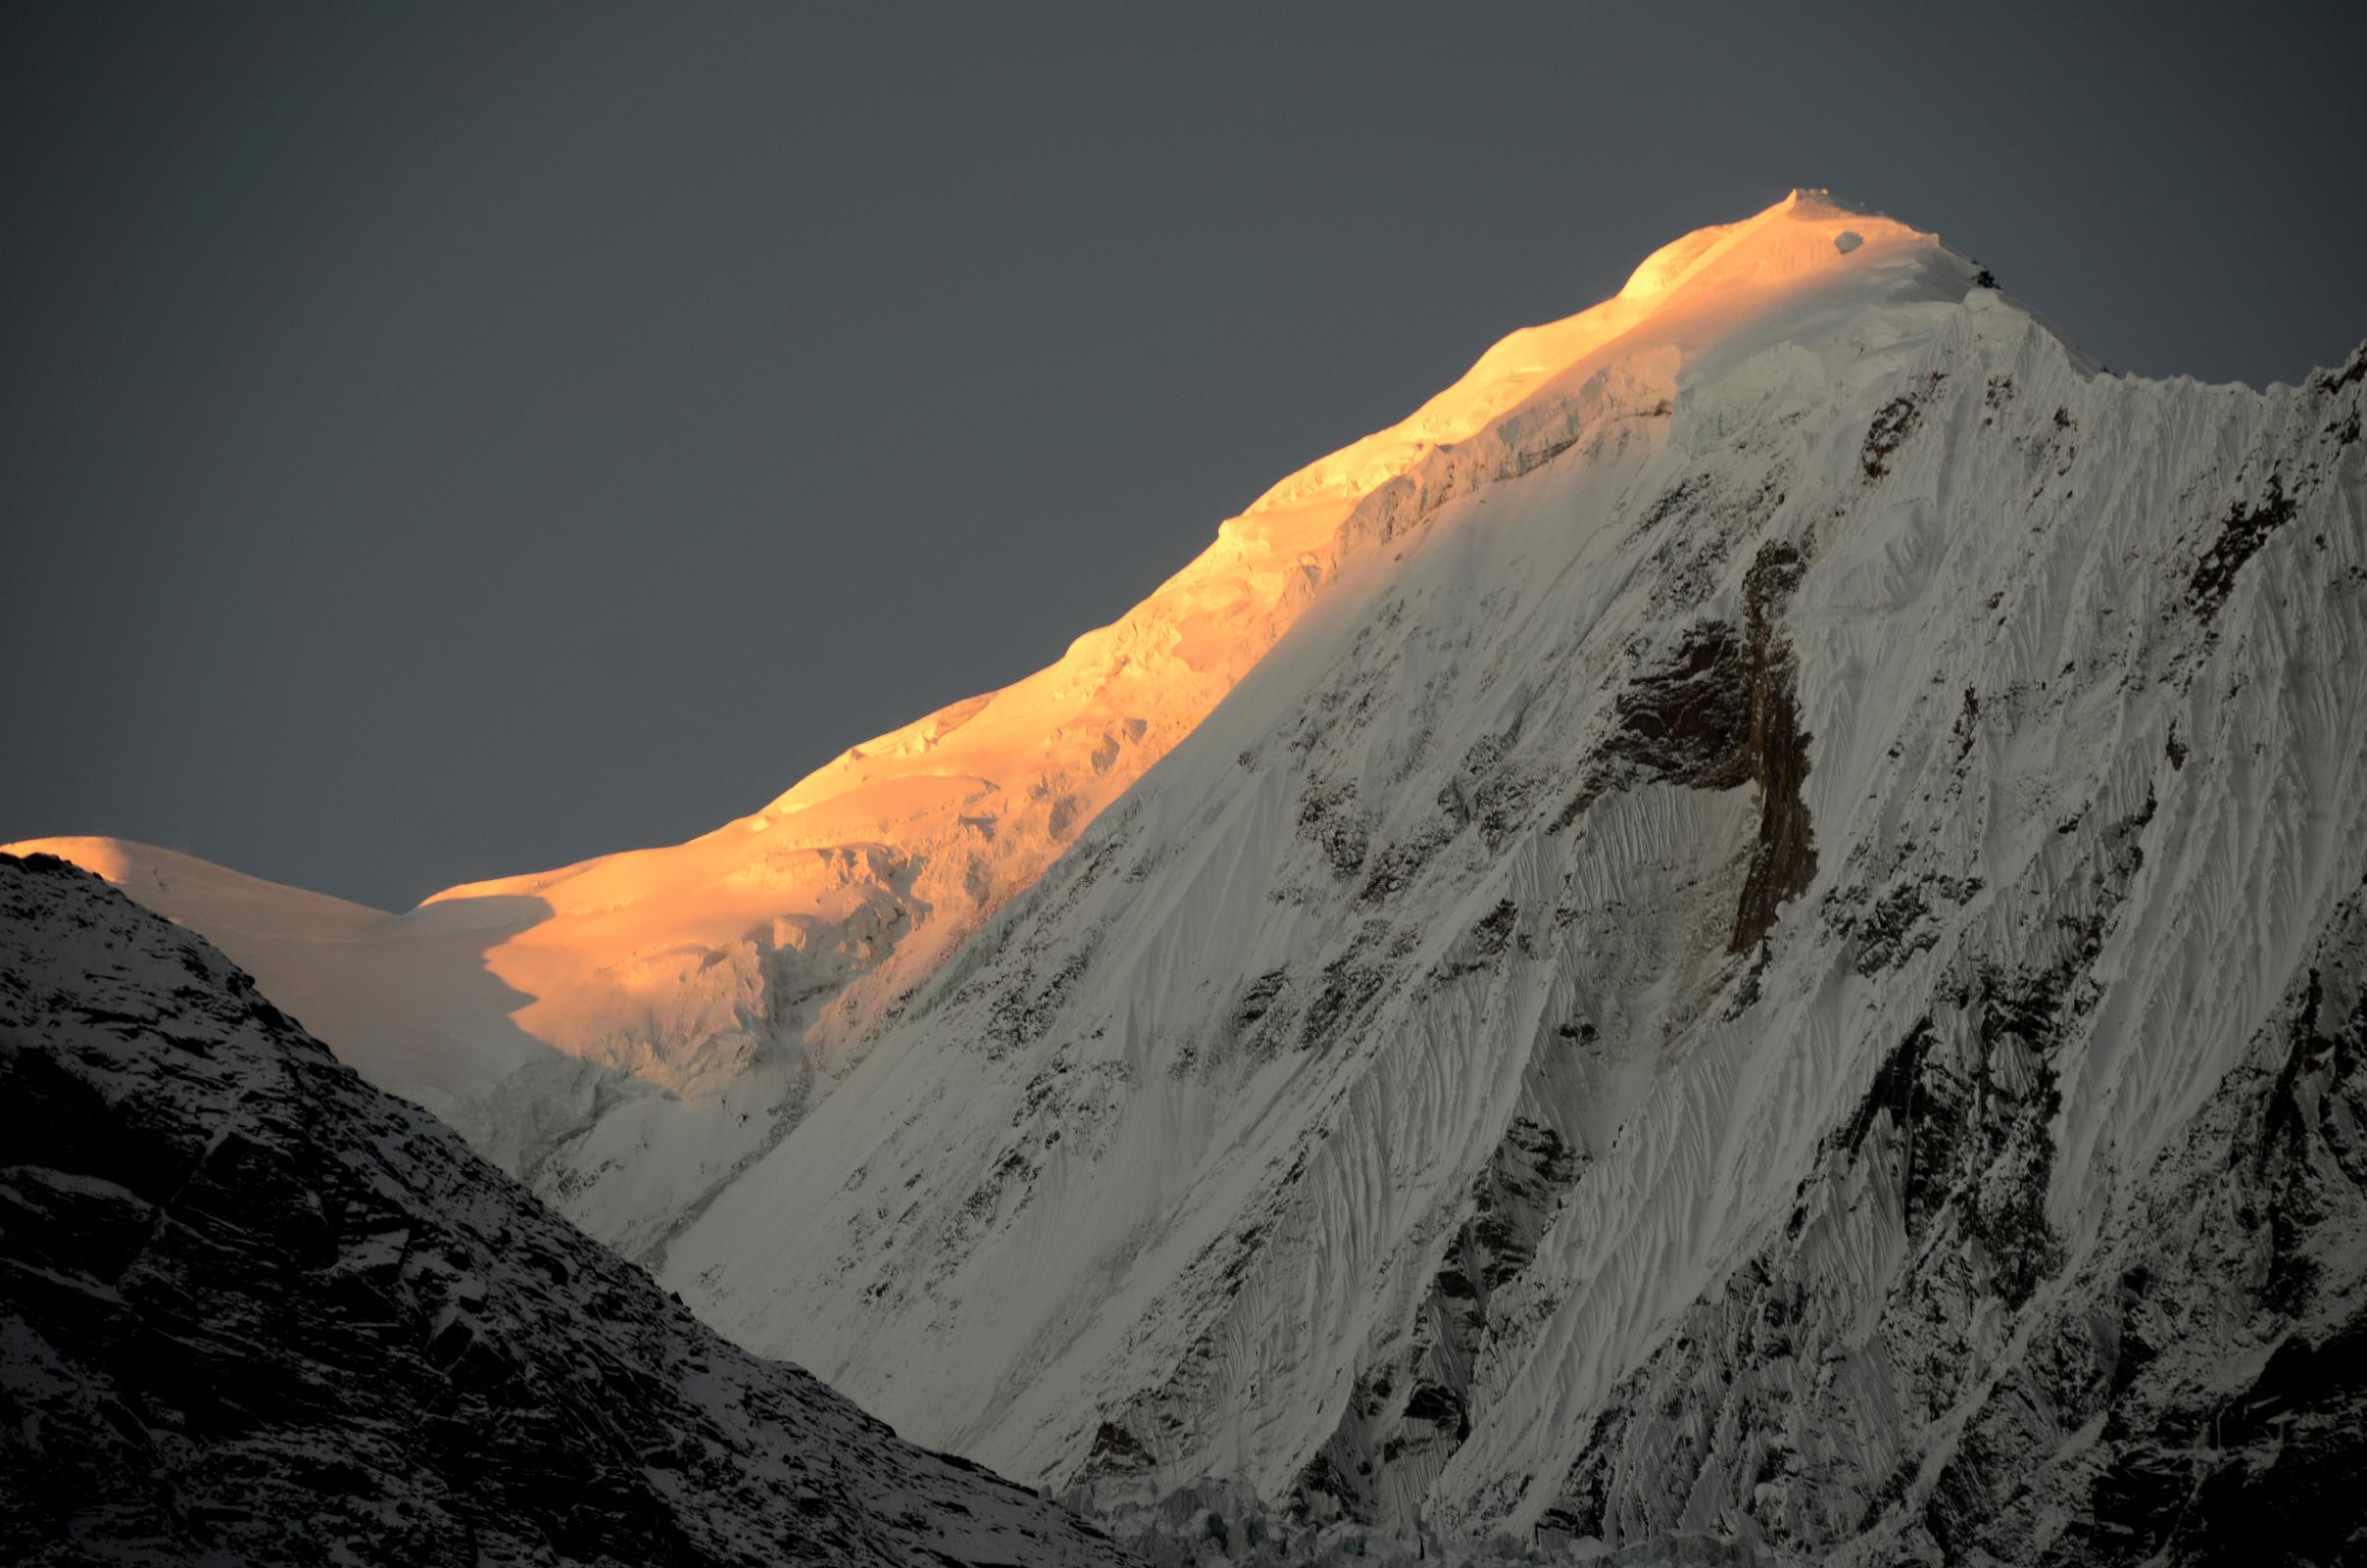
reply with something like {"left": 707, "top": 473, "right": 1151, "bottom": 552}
{"left": 0, "top": 853, "right": 1131, "bottom": 1567}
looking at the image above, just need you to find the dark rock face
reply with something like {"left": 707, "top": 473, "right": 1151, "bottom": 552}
{"left": 1730, "top": 539, "right": 1815, "bottom": 955}
{"left": 1859, "top": 373, "right": 1946, "bottom": 481}
{"left": 0, "top": 853, "right": 1132, "bottom": 1568}
{"left": 1568, "top": 535, "right": 1817, "bottom": 954}
{"left": 2188, "top": 475, "right": 2298, "bottom": 620}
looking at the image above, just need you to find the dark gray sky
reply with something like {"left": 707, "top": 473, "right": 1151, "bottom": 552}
{"left": 5, "top": 3, "right": 2360, "bottom": 911}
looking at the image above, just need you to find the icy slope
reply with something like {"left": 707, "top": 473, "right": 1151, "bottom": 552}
{"left": 0, "top": 852, "right": 1132, "bottom": 1567}
{"left": 648, "top": 201, "right": 2367, "bottom": 1562}
{"left": 7, "top": 192, "right": 1951, "bottom": 1263}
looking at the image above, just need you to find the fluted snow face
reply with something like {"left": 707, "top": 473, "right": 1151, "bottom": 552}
{"left": 663, "top": 253, "right": 2367, "bottom": 1560}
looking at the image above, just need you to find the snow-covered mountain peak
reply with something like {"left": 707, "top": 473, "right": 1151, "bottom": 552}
{"left": 645, "top": 210, "right": 2364, "bottom": 1562}
{"left": 6, "top": 190, "right": 2309, "bottom": 1284}
{"left": 1241, "top": 189, "right": 1966, "bottom": 528}
{"left": 10, "top": 196, "right": 1983, "bottom": 1140}
{"left": 1617, "top": 187, "right": 1916, "bottom": 300}
{"left": 9, "top": 187, "right": 2366, "bottom": 1563}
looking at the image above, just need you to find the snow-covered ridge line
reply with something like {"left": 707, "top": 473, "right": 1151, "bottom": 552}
{"left": 7, "top": 188, "right": 1956, "bottom": 1259}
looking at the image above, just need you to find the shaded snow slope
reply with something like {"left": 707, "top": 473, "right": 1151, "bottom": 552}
{"left": 0, "top": 852, "right": 1132, "bottom": 1567}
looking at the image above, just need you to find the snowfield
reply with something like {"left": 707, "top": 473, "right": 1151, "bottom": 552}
{"left": 13, "top": 191, "right": 2365, "bottom": 1564}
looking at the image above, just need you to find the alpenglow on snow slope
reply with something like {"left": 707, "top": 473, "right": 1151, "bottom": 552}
{"left": 4, "top": 195, "right": 1775, "bottom": 1266}
{"left": 4, "top": 193, "right": 2022, "bottom": 1266}
{"left": 16, "top": 190, "right": 2367, "bottom": 1563}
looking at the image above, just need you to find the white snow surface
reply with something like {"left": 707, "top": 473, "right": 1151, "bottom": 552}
{"left": 15, "top": 190, "right": 2367, "bottom": 1562}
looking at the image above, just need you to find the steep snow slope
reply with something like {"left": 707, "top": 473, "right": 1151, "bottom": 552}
{"left": 647, "top": 201, "right": 2367, "bottom": 1562}
{"left": 7, "top": 200, "right": 1905, "bottom": 1261}
{"left": 0, "top": 852, "right": 1131, "bottom": 1567}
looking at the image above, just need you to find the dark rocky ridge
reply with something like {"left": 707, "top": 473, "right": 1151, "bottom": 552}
{"left": 0, "top": 853, "right": 1132, "bottom": 1567}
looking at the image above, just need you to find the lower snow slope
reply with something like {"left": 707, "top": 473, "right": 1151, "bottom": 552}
{"left": 658, "top": 256, "right": 2367, "bottom": 1560}
{"left": 0, "top": 853, "right": 1131, "bottom": 1568}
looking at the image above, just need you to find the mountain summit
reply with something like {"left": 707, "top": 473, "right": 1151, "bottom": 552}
{"left": 13, "top": 193, "right": 2367, "bottom": 1563}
